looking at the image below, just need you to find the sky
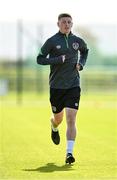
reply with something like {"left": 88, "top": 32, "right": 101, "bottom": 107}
{"left": 0, "top": 0, "right": 117, "bottom": 59}
{"left": 0, "top": 0, "right": 117, "bottom": 25}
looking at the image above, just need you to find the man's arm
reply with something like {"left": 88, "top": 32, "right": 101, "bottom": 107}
{"left": 37, "top": 39, "right": 65, "bottom": 65}
{"left": 77, "top": 40, "right": 89, "bottom": 71}
{"left": 37, "top": 53, "right": 65, "bottom": 65}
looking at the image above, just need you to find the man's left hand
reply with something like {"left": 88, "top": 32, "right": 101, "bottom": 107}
{"left": 76, "top": 64, "right": 81, "bottom": 71}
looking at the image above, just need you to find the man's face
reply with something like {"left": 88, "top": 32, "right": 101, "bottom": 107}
{"left": 57, "top": 17, "right": 73, "bottom": 35}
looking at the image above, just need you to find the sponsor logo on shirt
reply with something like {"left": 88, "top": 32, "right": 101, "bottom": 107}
{"left": 56, "top": 45, "right": 61, "bottom": 49}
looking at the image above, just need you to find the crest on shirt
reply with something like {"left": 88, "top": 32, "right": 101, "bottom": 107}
{"left": 56, "top": 45, "right": 61, "bottom": 49}
{"left": 72, "top": 42, "right": 79, "bottom": 50}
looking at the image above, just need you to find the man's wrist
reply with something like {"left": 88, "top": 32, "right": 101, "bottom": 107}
{"left": 77, "top": 63, "right": 83, "bottom": 71}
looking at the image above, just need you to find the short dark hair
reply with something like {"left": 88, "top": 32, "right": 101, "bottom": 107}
{"left": 58, "top": 13, "right": 72, "bottom": 20}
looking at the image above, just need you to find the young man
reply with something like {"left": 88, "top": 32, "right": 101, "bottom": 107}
{"left": 37, "top": 13, "right": 88, "bottom": 164}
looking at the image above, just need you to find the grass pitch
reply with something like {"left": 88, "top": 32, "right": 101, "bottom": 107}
{"left": 0, "top": 92, "right": 117, "bottom": 180}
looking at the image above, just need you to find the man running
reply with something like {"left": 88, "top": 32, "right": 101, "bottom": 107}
{"left": 37, "top": 13, "right": 89, "bottom": 164}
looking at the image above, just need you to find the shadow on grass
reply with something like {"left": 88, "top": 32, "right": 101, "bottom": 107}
{"left": 23, "top": 163, "right": 74, "bottom": 173}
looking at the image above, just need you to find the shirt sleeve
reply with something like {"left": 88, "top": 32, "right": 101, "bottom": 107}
{"left": 78, "top": 39, "right": 89, "bottom": 70}
{"left": 37, "top": 39, "right": 63, "bottom": 65}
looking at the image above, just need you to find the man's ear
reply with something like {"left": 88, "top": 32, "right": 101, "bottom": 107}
{"left": 57, "top": 22, "right": 59, "bottom": 27}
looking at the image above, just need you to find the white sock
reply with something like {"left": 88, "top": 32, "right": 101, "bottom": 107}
{"left": 67, "top": 140, "right": 75, "bottom": 154}
{"left": 52, "top": 126, "right": 58, "bottom": 132}
{"left": 51, "top": 122, "right": 58, "bottom": 132}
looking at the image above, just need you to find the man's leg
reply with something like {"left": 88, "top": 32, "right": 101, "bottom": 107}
{"left": 51, "top": 110, "right": 64, "bottom": 128}
{"left": 51, "top": 110, "right": 64, "bottom": 145}
{"left": 65, "top": 108, "right": 78, "bottom": 163}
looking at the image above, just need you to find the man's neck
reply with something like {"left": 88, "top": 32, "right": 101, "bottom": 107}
{"left": 59, "top": 31, "right": 71, "bottom": 36}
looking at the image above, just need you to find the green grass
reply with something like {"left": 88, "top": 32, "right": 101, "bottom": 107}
{"left": 0, "top": 92, "right": 117, "bottom": 180}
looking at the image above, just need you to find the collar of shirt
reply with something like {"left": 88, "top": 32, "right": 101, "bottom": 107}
{"left": 58, "top": 31, "right": 73, "bottom": 37}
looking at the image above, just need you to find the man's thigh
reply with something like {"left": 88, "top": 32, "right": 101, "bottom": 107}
{"left": 65, "top": 107, "right": 78, "bottom": 122}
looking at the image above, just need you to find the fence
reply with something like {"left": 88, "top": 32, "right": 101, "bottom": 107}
{"left": 0, "top": 65, "right": 116, "bottom": 93}
{"left": 0, "top": 21, "right": 117, "bottom": 101}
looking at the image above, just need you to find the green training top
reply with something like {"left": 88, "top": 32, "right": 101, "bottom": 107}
{"left": 37, "top": 31, "right": 88, "bottom": 89}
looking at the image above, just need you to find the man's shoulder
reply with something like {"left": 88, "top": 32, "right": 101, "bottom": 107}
{"left": 46, "top": 32, "right": 62, "bottom": 45}
{"left": 48, "top": 32, "right": 60, "bottom": 40}
{"left": 71, "top": 33, "right": 84, "bottom": 41}
{"left": 43, "top": 33, "right": 58, "bottom": 46}
{"left": 71, "top": 34, "right": 87, "bottom": 46}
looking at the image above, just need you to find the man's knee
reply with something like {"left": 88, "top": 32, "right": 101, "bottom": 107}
{"left": 67, "top": 117, "right": 76, "bottom": 126}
